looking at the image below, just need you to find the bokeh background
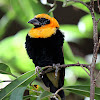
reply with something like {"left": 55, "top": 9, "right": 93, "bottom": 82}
{"left": 0, "top": 0, "right": 100, "bottom": 100}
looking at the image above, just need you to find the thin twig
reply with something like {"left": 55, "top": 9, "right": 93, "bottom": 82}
{"left": 90, "top": 0, "right": 94, "bottom": 7}
{"left": 48, "top": 0, "right": 57, "bottom": 13}
{"left": 29, "top": 89, "right": 42, "bottom": 93}
{"left": 97, "top": 0, "right": 100, "bottom": 12}
{"left": 52, "top": 94, "right": 61, "bottom": 100}
{"left": 94, "top": 71, "right": 100, "bottom": 83}
{"left": 59, "top": 64, "right": 90, "bottom": 69}
{"left": 48, "top": 4, "right": 57, "bottom": 13}
{"left": 55, "top": 87, "right": 63, "bottom": 95}
{"left": 52, "top": 87, "right": 64, "bottom": 100}
{"left": 67, "top": 0, "right": 90, "bottom": 9}
{"left": 97, "top": 18, "right": 100, "bottom": 24}
{"left": 80, "top": 64, "right": 90, "bottom": 76}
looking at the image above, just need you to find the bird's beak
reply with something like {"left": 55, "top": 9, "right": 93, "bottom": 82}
{"left": 28, "top": 18, "right": 40, "bottom": 25}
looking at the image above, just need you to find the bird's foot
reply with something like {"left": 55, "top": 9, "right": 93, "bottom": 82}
{"left": 53, "top": 63, "right": 60, "bottom": 79}
{"left": 35, "top": 66, "right": 42, "bottom": 75}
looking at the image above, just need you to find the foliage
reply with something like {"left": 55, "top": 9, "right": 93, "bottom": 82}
{"left": 0, "top": 0, "right": 100, "bottom": 100}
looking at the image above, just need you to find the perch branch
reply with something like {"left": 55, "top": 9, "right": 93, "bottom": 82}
{"left": 40, "top": 63, "right": 90, "bottom": 76}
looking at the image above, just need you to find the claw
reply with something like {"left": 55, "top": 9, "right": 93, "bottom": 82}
{"left": 35, "top": 66, "right": 42, "bottom": 75}
{"left": 53, "top": 63, "right": 60, "bottom": 79}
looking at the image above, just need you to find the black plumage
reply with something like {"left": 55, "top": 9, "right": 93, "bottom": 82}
{"left": 25, "top": 25, "right": 65, "bottom": 99}
{"left": 25, "top": 29, "right": 64, "bottom": 66}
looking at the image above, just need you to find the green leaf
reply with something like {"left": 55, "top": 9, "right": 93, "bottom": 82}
{"left": 63, "top": 41, "right": 76, "bottom": 63}
{"left": 0, "top": 70, "right": 36, "bottom": 100}
{"left": 69, "top": 56, "right": 89, "bottom": 77}
{"left": 0, "top": 63, "right": 11, "bottom": 74}
{"left": 0, "top": 10, "right": 15, "bottom": 38}
{"left": 10, "top": 86, "right": 27, "bottom": 100}
{"left": 62, "top": 0, "right": 67, "bottom": 7}
{"left": 64, "top": 85, "right": 100, "bottom": 99}
{"left": 72, "top": 3, "right": 90, "bottom": 13}
{"left": 17, "top": 0, "right": 34, "bottom": 20}
{"left": 57, "top": 0, "right": 91, "bottom": 2}
{"left": 0, "top": 29, "right": 35, "bottom": 73}
{"left": 10, "top": 0, "right": 47, "bottom": 27}
{"left": 10, "top": 0, "right": 27, "bottom": 24}
{"left": 23, "top": 95, "right": 33, "bottom": 100}
{"left": 37, "top": 91, "right": 52, "bottom": 100}
{"left": 60, "top": 25, "right": 87, "bottom": 40}
{"left": 30, "top": 0, "right": 47, "bottom": 15}
{"left": 56, "top": 0, "right": 92, "bottom": 8}
{"left": 78, "top": 14, "right": 93, "bottom": 37}
{"left": 96, "top": 63, "right": 100, "bottom": 70}
{"left": 60, "top": 14, "right": 93, "bottom": 40}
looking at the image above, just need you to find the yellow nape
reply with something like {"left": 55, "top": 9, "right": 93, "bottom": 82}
{"left": 28, "top": 14, "right": 59, "bottom": 38}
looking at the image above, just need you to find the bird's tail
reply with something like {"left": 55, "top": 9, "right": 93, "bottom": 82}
{"left": 42, "top": 68, "right": 65, "bottom": 100}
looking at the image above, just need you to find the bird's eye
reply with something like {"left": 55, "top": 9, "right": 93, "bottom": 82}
{"left": 40, "top": 18, "right": 50, "bottom": 25}
{"left": 46, "top": 19, "right": 50, "bottom": 24}
{"left": 34, "top": 18, "right": 50, "bottom": 28}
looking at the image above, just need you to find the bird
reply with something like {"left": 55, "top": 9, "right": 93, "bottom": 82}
{"left": 25, "top": 14, "right": 65, "bottom": 100}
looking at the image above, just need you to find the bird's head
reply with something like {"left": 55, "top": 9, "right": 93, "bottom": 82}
{"left": 28, "top": 14, "right": 59, "bottom": 38}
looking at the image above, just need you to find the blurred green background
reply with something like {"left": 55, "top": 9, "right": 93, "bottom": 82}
{"left": 0, "top": 0, "right": 100, "bottom": 100}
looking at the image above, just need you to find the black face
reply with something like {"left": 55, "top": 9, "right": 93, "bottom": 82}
{"left": 28, "top": 17, "right": 50, "bottom": 28}
{"left": 34, "top": 18, "right": 50, "bottom": 28}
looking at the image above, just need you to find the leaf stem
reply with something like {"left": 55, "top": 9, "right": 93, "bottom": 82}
{"left": 0, "top": 70, "right": 17, "bottom": 78}
{"left": 0, "top": 80, "right": 12, "bottom": 83}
